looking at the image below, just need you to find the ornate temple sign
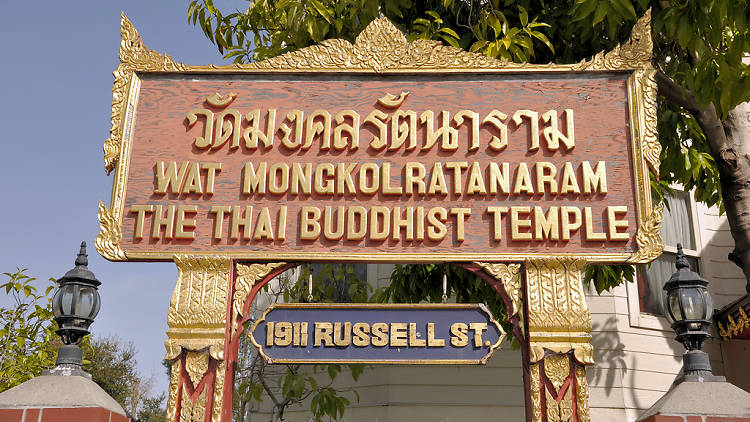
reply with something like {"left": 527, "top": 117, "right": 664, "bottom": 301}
{"left": 97, "top": 14, "right": 661, "bottom": 265}
{"left": 100, "top": 11, "right": 663, "bottom": 422}
{"left": 249, "top": 304, "right": 505, "bottom": 364}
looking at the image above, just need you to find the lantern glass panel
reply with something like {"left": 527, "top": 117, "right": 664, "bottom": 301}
{"left": 76, "top": 286, "right": 97, "bottom": 318}
{"left": 681, "top": 287, "right": 705, "bottom": 320}
{"left": 703, "top": 291, "right": 713, "bottom": 320}
{"left": 667, "top": 291, "right": 681, "bottom": 323}
{"left": 61, "top": 286, "right": 75, "bottom": 315}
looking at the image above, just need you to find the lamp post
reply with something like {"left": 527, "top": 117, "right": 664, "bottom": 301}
{"left": 663, "top": 244, "right": 714, "bottom": 376}
{"left": 51, "top": 242, "right": 101, "bottom": 368}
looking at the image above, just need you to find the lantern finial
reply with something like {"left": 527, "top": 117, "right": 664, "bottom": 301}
{"left": 675, "top": 243, "right": 689, "bottom": 270}
{"left": 75, "top": 241, "right": 88, "bottom": 267}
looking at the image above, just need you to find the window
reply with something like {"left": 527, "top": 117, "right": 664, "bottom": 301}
{"left": 637, "top": 191, "right": 701, "bottom": 317}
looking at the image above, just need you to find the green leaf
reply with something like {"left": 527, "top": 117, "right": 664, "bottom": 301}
{"left": 592, "top": 4, "right": 608, "bottom": 26}
{"left": 519, "top": 6, "right": 528, "bottom": 27}
{"left": 611, "top": 0, "right": 637, "bottom": 20}
{"left": 309, "top": 0, "right": 334, "bottom": 23}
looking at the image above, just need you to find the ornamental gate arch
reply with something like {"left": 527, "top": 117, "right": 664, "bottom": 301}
{"left": 163, "top": 259, "right": 593, "bottom": 422}
{"left": 97, "top": 12, "right": 662, "bottom": 422}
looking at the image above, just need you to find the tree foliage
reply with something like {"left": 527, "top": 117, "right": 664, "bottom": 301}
{"left": 0, "top": 269, "right": 58, "bottom": 392}
{"left": 83, "top": 336, "right": 167, "bottom": 421}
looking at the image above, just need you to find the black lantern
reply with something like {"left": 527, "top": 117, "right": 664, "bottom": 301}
{"left": 663, "top": 244, "right": 714, "bottom": 375}
{"left": 51, "top": 242, "right": 101, "bottom": 366}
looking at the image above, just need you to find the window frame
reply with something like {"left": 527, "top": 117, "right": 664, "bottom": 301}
{"left": 627, "top": 189, "right": 703, "bottom": 331}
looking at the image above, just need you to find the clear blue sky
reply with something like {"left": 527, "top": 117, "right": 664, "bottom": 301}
{"left": 0, "top": 0, "right": 244, "bottom": 393}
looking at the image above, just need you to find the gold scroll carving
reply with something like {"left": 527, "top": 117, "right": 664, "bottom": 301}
{"left": 166, "top": 358, "right": 182, "bottom": 422}
{"left": 474, "top": 262, "right": 522, "bottom": 319}
{"left": 544, "top": 354, "right": 571, "bottom": 392}
{"left": 180, "top": 388, "right": 208, "bottom": 422}
{"left": 546, "top": 387, "right": 574, "bottom": 422}
{"left": 718, "top": 307, "right": 750, "bottom": 340}
{"left": 212, "top": 360, "right": 226, "bottom": 422}
{"left": 525, "top": 257, "right": 593, "bottom": 365}
{"left": 95, "top": 200, "right": 126, "bottom": 261}
{"left": 628, "top": 202, "right": 665, "bottom": 264}
{"left": 165, "top": 255, "right": 231, "bottom": 361}
{"left": 575, "top": 365, "right": 591, "bottom": 422}
{"left": 232, "top": 262, "right": 288, "bottom": 337}
{"left": 573, "top": 9, "right": 662, "bottom": 264}
{"left": 185, "top": 351, "right": 210, "bottom": 389}
{"left": 530, "top": 363, "right": 543, "bottom": 422}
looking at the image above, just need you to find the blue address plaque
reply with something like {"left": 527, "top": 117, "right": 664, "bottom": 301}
{"left": 249, "top": 303, "right": 506, "bottom": 364}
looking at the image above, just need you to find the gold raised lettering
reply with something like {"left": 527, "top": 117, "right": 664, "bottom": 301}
{"left": 279, "top": 110, "right": 304, "bottom": 149}
{"left": 186, "top": 108, "right": 215, "bottom": 149}
{"left": 541, "top": 109, "right": 575, "bottom": 150}
{"left": 175, "top": 205, "right": 197, "bottom": 239}
{"left": 231, "top": 206, "right": 253, "bottom": 240}
{"left": 130, "top": 205, "right": 153, "bottom": 239}
{"left": 607, "top": 206, "right": 630, "bottom": 240}
{"left": 314, "top": 322, "right": 333, "bottom": 347}
{"left": 427, "top": 323, "right": 445, "bottom": 347}
{"left": 561, "top": 206, "right": 582, "bottom": 241}
{"left": 584, "top": 207, "right": 607, "bottom": 240}
{"left": 300, "top": 206, "right": 321, "bottom": 240}
{"left": 371, "top": 323, "right": 389, "bottom": 347}
{"left": 427, "top": 207, "right": 448, "bottom": 241}
{"left": 209, "top": 205, "right": 231, "bottom": 240}
{"left": 275, "top": 322, "right": 293, "bottom": 346}
{"left": 352, "top": 322, "right": 370, "bottom": 347}
{"left": 511, "top": 206, "right": 532, "bottom": 241}
{"left": 450, "top": 323, "right": 468, "bottom": 347}
{"left": 483, "top": 110, "right": 509, "bottom": 151}
{"left": 409, "top": 322, "right": 426, "bottom": 347}
{"left": 512, "top": 110, "right": 540, "bottom": 151}
{"left": 333, "top": 322, "right": 352, "bottom": 347}
{"left": 304, "top": 110, "right": 332, "bottom": 150}
{"left": 487, "top": 206, "right": 508, "bottom": 241}
{"left": 582, "top": 161, "right": 607, "bottom": 194}
{"left": 244, "top": 109, "right": 276, "bottom": 149}
{"left": 454, "top": 110, "right": 480, "bottom": 151}
{"left": 333, "top": 110, "right": 360, "bottom": 150}
{"left": 390, "top": 322, "right": 408, "bottom": 347}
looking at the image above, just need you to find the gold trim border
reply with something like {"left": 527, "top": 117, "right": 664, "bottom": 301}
{"left": 248, "top": 303, "right": 505, "bottom": 365}
{"left": 99, "top": 12, "right": 661, "bottom": 265}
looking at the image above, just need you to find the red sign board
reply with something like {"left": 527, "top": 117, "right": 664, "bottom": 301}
{"left": 101, "top": 71, "right": 654, "bottom": 262}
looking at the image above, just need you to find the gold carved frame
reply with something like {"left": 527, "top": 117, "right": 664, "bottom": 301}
{"left": 96, "top": 11, "right": 662, "bottom": 264}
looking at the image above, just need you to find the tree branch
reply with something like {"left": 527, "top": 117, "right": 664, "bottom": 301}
{"left": 655, "top": 70, "right": 701, "bottom": 114}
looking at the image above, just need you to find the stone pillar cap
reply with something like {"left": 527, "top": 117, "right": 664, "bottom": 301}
{"left": 636, "top": 378, "right": 750, "bottom": 420}
{"left": 0, "top": 374, "right": 126, "bottom": 416}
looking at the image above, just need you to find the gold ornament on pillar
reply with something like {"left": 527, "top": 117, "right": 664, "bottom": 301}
{"left": 232, "top": 262, "right": 288, "bottom": 336}
{"left": 165, "top": 255, "right": 231, "bottom": 361}
{"left": 180, "top": 388, "right": 207, "bottom": 422}
{"left": 525, "top": 257, "right": 593, "bottom": 365}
